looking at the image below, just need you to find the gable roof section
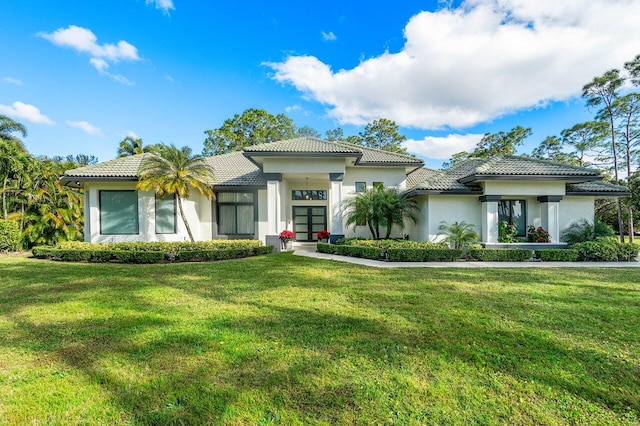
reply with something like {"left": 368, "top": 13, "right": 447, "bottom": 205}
{"left": 567, "top": 181, "right": 630, "bottom": 196}
{"left": 62, "top": 153, "right": 149, "bottom": 181}
{"left": 243, "top": 137, "right": 423, "bottom": 166}
{"left": 457, "top": 156, "right": 601, "bottom": 183}
{"left": 205, "top": 151, "right": 267, "bottom": 187}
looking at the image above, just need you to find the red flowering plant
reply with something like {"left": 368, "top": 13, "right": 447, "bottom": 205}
{"left": 279, "top": 230, "right": 296, "bottom": 243}
{"left": 317, "top": 230, "right": 330, "bottom": 240}
{"left": 527, "top": 225, "right": 551, "bottom": 243}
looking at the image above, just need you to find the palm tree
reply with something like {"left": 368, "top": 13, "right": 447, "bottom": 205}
{"left": 117, "top": 137, "right": 149, "bottom": 157}
{"left": 0, "top": 115, "right": 27, "bottom": 142}
{"left": 344, "top": 186, "right": 418, "bottom": 240}
{"left": 137, "top": 145, "right": 215, "bottom": 242}
{"left": 438, "top": 221, "right": 479, "bottom": 250}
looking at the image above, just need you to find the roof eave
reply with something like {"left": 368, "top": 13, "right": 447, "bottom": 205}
{"left": 458, "top": 174, "right": 601, "bottom": 184}
{"left": 406, "top": 189, "right": 483, "bottom": 197}
{"left": 567, "top": 191, "right": 630, "bottom": 197}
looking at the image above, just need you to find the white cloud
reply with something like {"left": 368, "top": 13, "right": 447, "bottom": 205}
{"left": 165, "top": 75, "right": 174, "bottom": 82}
{"left": 321, "top": 31, "right": 337, "bottom": 42}
{"left": 3, "top": 77, "right": 23, "bottom": 85}
{"left": 285, "top": 104, "right": 301, "bottom": 113}
{"left": 124, "top": 130, "right": 139, "bottom": 138}
{"left": 0, "top": 101, "right": 54, "bottom": 125}
{"left": 146, "top": 0, "right": 175, "bottom": 15}
{"left": 67, "top": 120, "right": 103, "bottom": 136}
{"left": 39, "top": 25, "right": 140, "bottom": 85}
{"left": 268, "top": 0, "right": 640, "bottom": 130}
{"left": 403, "top": 134, "right": 483, "bottom": 159}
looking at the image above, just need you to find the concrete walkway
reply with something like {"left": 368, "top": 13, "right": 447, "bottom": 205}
{"left": 291, "top": 243, "right": 640, "bottom": 268}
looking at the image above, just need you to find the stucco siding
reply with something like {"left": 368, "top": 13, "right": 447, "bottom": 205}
{"left": 559, "top": 196, "right": 595, "bottom": 237}
{"left": 261, "top": 158, "right": 346, "bottom": 174}
{"left": 484, "top": 180, "right": 566, "bottom": 196}
{"left": 427, "top": 196, "right": 482, "bottom": 242}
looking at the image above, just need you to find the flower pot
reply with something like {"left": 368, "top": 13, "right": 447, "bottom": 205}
{"left": 318, "top": 238, "right": 328, "bottom": 243}
{"left": 282, "top": 240, "right": 293, "bottom": 250}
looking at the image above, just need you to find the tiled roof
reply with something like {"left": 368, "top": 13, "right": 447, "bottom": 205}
{"left": 244, "top": 137, "right": 423, "bottom": 165}
{"left": 462, "top": 156, "right": 601, "bottom": 181}
{"left": 567, "top": 181, "right": 629, "bottom": 194}
{"left": 63, "top": 153, "right": 149, "bottom": 179}
{"left": 205, "top": 152, "right": 267, "bottom": 187}
{"left": 243, "top": 137, "right": 361, "bottom": 154}
{"left": 406, "top": 168, "right": 442, "bottom": 189}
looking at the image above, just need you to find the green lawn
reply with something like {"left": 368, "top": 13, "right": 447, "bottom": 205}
{"left": 1, "top": 253, "right": 639, "bottom": 425}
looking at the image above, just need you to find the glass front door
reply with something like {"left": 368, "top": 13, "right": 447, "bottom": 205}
{"left": 293, "top": 206, "right": 327, "bottom": 242}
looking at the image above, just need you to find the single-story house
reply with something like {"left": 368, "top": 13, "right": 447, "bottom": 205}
{"left": 62, "top": 137, "right": 628, "bottom": 246}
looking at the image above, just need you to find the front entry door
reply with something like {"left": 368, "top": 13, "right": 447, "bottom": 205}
{"left": 293, "top": 206, "right": 327, "bottom": 242}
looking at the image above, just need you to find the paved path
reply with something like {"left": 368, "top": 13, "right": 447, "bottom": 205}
{"left": 291, "top": 243, "right": 640, "bottom": 268}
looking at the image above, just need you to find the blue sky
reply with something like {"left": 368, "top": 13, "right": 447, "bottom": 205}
{"left": 2, "top": 0, "right": 639, "bottom": 168}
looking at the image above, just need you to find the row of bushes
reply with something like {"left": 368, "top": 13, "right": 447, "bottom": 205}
{"left": 0, "top": 219, "right": 21, "bottom": 252}
{"left": 334, "top": 237, "right": 449, "bottom": 250}
{"left": 32, "top": 241, "right": 274, "bottom": 263}
{"left": 318, "top": 242, "right": 638, "bottom": 262}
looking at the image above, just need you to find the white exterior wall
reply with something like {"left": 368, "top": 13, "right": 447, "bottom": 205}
{"left": 559, "top": 196, "right": 595, "bottom": 236}
{"left": 262, "top": 158, "right": 346, "bottom": 174}
{"left": 484, "top": 180, "right": 566, "bottom": 196}
{"left": 427, "top": 196, "right": 482, "bottom": 242}
{"left": 85, "top": 182, "right": 212, "bottom": 243}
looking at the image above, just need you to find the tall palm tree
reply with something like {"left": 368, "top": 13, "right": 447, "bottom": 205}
{"left": 0, "top": 115, "right": 27, "bottom": 142}
{"left": 137, "top": 145, "right": 215, "bottom": 242}
{"left": 380, "top": 188, "right": 419, "bottom": 239}
{"left": 117, "top": 137, "right": 148, "bottom": 157}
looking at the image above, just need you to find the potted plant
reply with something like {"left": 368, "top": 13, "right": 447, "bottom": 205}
{"left": 279, "top": 230, "right": 296, "bottom": 250}
{"left": 317, "top": 229, "right": 330, "bottom": 243}
{"left": 527, "top": 225, "right": 551, "bottom": 243}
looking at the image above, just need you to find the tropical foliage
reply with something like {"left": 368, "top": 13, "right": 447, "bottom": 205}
{"left": 560, "top": 218, "right": 616, "bottom": 245}
{"left": 344, "top": 186, "right": 418, "bottom": 240}
{"left": 437, "top": 220, "right": 479, "bottom": 250}
{"left": 137, "top": 145, "right": 215, "bottom": 242}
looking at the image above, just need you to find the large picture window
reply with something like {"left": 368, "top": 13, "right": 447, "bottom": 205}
{"left": 292, "top": 190, "right": 327, "bottom": 201}
{"left": 217, "top": 192, "right": 255, "bottom": 235}
{"left": 155, "top": 194, "right": 176, "bottom": 234}
{"left": 99, "top": 190, "right": 139, "bottom": 235}
{"left": 498, "top": 200, "right": 526, "bottom": 236}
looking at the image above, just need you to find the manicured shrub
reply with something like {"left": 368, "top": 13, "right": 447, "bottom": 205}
{"left": 112, "top": 250, "right": 165, "bottom": 264}
{"left": 56, "top": 249, "right": 93, "bottom": 262}
{"left": 535, "top": 249, "right": 579, "bottom": 262}
{"left": 572, "top": 240, "right": 619, "bottom": 262}
{"left": 317, "top": 242, "right": 337, "bottom": 254}
{"left": 469, "top": 248, "right": 533, "bottom": 262}
{"left": 334, "top": 245, "right": 382, "bottom": 260}
{"left": 0, "top": 219, "right": 21, "bottom": 252}
{"left": 617, "top": 243, "right": 639, "bottom": 261}
{"left": 254, "top": 245, "right": 274, "bottom": 255}
{"left": 176, "top": 249, "right": 251, "bottom": 262}
{"left": 386, "top": 248, "right": 462, "bottom": 262}
{"left": 31, "top": 246, "right": 56, "bottom": 258}
{"left": 89, "top": 250, "right": 116, "bottom": 263}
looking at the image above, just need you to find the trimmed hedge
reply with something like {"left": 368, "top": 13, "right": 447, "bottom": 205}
{"left": 387, "top": 248, "right": 462, "bottom": 262}
{"left": 32, "top": 241, "right": 274, "bottom": 263}
{"left": 334, "top": 245, "right": 382, "bottom": 260}
{"left": 317, "top": 242, "right": 337, "bottom": 254}
{"left": 335, "top": 238, "right": 448, "bottom": 250}
{"left": 572, "top": 240, "right": 639, "bottom": 262}
{"left": 0, "top": 219, "right": 21, "bottom": 252}
{"left": 535, "top": 249, "right": 579, "bottom": 262}
{"left": 469, "top": 248, "right": 534, "bottom": 262}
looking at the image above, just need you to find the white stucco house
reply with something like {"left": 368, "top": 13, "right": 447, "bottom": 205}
{"left": 62, "top": 137, "right": 628, "bottom": 246}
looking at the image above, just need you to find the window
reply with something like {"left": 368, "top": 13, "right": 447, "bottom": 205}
{"left": 291, "top": 190, "right": 327, "bottom": 200}
{"left": 355, "top": 182, "right": 366, "bottom": 192}
{"left": 373, "top": 182, "right": 384, "bottom": 189}
{"left": 498, "top": 200, "right": 526, "bottom": 236}
{"left": 217, "top": 192, "right": 255, "bottom": 235}
{"left": 155, "top": 194, "right": 176, "bottom": 234}
{"left": 99, "top": 190, "right": 139, "bottom": 235}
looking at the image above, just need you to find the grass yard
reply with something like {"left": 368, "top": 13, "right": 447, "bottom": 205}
{"left": 1, "top": 253, "right": 639, "bottom": 425}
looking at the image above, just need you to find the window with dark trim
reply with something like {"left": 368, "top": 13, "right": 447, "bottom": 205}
{"left": 498, "top": 200, "right": 526, "bottom": 236}
{"left": 217, "top": 192, "right": 255, "bottom": 235}
{"left": 292, "top": 190, "right": 327, "bottom": 200}
{"left": 355, "top": 182, "right": 366, "bottom": 192}
{"left": 155, "top": 194, "right": 177, "bottom": 234}
{"left": 99, "top": 190, "right": 139, "bottom": 235}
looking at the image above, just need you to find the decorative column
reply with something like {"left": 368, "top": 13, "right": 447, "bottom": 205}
{"left": 330, "top": 173, "right": 344, "bottom": 242}
{"left": 480, "top": 195, "right": 501, "bottom": 244}
{"left": 538, "top": 196, "right": 562, "bottom": 243}
{"left": 266, "top": 178, "right": 282, "bottom": 235}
